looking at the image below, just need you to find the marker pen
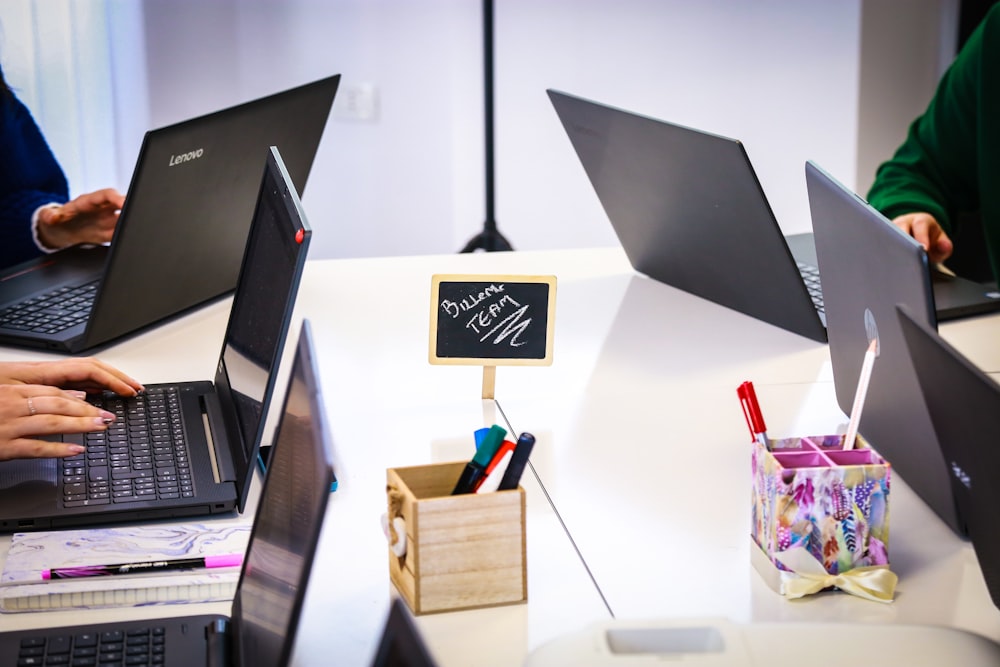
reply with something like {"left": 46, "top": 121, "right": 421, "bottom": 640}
{"left": 476, "top": 449, "right": 514, "bottom": 494}
{"left": 451, "top": 424, "right": 507, "bottom": 494}
{"left": 498, "top": 432, "right": 535, "bottom": 491}
{"left": 42, "top": 554, "right": 244, "bottom": 580}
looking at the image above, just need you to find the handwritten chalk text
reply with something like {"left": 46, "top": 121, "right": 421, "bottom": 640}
{"left": 440, "top": 283, "right": 506, "bottom": 319}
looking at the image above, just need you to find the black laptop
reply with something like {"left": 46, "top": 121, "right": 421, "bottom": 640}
{"left": 805, "top": 160, "right": 1000, "bottom": 535}
{"left": 0, "top": 146, "right": 310, "bottom": 531}
{"left": 370, "top": 599, "right": 440, "bottom": 667}
{"left": 548, "top": 90, "right": 1000, "bottom": 343}
{"left": 0, "top": 75, "right": 338, "bottom": 353}
{"left": 548, "top": 89, "right": 828, "bottom": 343}
{"left": 897, "top": 305, "right": 1000, "bottom": 607}
{"left": 0, "top": 319, "right": 336, "bottom": 667}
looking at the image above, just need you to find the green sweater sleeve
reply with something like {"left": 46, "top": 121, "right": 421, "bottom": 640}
{"left": 866, "top": 8, "right": 989, "bottom": 235}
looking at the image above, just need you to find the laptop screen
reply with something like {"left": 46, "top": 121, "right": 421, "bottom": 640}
{"left": 231, "top": 320, "right": 335, "bottom": 666}
{"left": 214, "top": 147, "right": 312, "bottom": 511}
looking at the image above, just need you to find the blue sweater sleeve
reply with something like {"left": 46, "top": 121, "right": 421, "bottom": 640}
{"left": 0, "top": 91, "right": 69, "bottom": 269}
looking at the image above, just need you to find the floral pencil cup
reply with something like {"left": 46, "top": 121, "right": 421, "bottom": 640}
{"left": 750, "top": 434, "right": 897, "bottom": 603}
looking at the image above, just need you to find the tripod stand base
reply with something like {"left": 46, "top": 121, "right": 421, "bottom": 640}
{"left": 459, "top": 227, "right": 513, "bottom": 253}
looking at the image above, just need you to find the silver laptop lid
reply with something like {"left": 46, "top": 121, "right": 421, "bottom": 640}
{"left": 806, "top": 160, "right": 961, "bottom": 534}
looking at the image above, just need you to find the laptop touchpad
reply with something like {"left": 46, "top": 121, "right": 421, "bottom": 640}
{"left": 0, "top": 458, "right": 57, "bottom": 492}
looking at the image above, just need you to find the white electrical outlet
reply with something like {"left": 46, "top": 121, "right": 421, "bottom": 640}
{"left": 335, "top": 83, "right": 379, "bottom": 122}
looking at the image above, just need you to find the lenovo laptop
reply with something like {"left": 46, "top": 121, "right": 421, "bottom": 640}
{"left": 0, "top": 319, "right": 336, "bottom": 667}
{"left": 897, "top": 305, "right": 1000, "bottom": 608}
{"left": 806, "top": 160, "right": 980, "bottom": 535}
{"left": 0, "top": 146, "right": 310, "bottom": 531}
{"left": 0, "top": 75, "right": 338, "bottom": 353}
{"left": 548, "top": 89, "right": 828, "bottom": 342}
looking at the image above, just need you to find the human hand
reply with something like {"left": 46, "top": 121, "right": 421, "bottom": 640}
{"left": 36, "top": 188, "right": 126, "bottom": 250}
{"left": 0, "top": 358, "right": 144, "bottom": 397}
{"left": 891, "top": 212, "right": 954, "bottom": 264}
{"left": 0, "top": 384, "right": 117, "bottom": 460}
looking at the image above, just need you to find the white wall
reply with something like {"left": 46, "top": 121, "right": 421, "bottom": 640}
{"left": 495, "top": 0, "right": 862, "bottom": 250}
{"left": 4, "top": 1, "right": 950, "bottom": 261}
{"left": 856, "top": 0, "right": 958, "bottom": 191}
{"left": 136, "top": 0, "right": 867, "bottom": 260}
{"left": 0, "top": 0, "right": 128, "bottom": 195}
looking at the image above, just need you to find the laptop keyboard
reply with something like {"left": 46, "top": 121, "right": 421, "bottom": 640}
{"left": 17, "top": 627, "right": 166, "bottom": 666}
{"left": 0, "top": 280, "right": 98, "bottom": 334}
{"left": 61, "top": 388, "right": 193, "bottom": 508}
{"left": 797, "top": 261, "right": 825, "bottom": 314}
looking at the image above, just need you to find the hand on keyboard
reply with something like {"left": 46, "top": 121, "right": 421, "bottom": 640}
{"left": 0, "top": 358, "right": 144, "bottom": 397}
{"left": 0, "top": 383, "right": 117, "bottom": 461}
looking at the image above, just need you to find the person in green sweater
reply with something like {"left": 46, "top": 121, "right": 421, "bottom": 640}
{"left": 866, "top": 4, "right": 1000, "bottom": 284}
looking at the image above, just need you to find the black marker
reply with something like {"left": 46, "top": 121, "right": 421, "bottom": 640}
{"left": 497, "top": 432, "right": 535, "bottom": 491}
{"left": 452, "top": 425, "right": 506, "bottom": 494}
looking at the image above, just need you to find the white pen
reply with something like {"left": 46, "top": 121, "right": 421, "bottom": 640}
{"left": 843, "top": 338, "right": 878, "bottom": 450}
{"left": 476, "top": 450, "right": 513, "bottom": 494}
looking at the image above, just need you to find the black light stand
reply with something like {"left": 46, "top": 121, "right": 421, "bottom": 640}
{"left": 460, "top": 0, "right": 513, "bottom": 252}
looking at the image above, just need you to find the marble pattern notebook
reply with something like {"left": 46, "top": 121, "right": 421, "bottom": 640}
{"left": 0, "top": 521, "right": 250, "bottom": 612}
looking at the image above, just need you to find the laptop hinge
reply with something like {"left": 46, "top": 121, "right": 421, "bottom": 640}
{"left": 199, "top": 394, "right": 238, "bottom": 483}
{"left": 205, "top": 618, "right": 231, "bottom": 667}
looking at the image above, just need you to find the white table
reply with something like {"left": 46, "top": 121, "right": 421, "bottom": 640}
{"left": 2, "top": 246, "right": 999, "bottom": 664}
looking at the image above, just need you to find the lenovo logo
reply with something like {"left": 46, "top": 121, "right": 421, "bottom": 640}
{"left": 169, "top": 148, "right": 204, "bottom": 166}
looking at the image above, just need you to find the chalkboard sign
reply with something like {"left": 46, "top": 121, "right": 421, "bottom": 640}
{"left": 429, "top": 274, "right": 557, "bottom": 366}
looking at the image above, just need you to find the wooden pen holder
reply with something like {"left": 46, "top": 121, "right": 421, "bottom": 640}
{"left": 385, "top": 461, "right": 527, "bottom": 615}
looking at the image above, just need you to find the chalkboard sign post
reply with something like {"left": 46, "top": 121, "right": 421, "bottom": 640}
{"left": 429, "top": 274, "right": 557, "bottom": 399}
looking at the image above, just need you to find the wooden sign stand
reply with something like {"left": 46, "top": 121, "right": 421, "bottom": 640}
{"left": 429, "top": 274, "right": 556, "bottom": 400}
{"left": 482, "top": 365, "right": 497, "bottom": 399}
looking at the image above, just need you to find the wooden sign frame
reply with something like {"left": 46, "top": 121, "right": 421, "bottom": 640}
{"left": 429, "top": 274, "right": 557, "bottom": 397}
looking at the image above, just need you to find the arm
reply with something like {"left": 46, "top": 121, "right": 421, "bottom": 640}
{"left": 866, "top": 8, "right": 993, "bottom": 247}
{"left": 0, "top": 92, "right": 69, "bottom": 267}
{"left": 0, "top": 91, "right": 125, "bottom": 262}
{"left": 0, "top": 190, "right": 64, "bottom": 267}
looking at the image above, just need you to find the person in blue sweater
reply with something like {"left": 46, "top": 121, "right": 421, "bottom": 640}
{"left": 0, "top": 64, "right": 125, "bottom": 270}
{"left": 0, "top": 65, "right": 142, "bottom": 461}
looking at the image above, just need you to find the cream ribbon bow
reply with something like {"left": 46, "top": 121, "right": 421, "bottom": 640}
{"left": 774, "top": 547, "right": 897, "bottom": 603}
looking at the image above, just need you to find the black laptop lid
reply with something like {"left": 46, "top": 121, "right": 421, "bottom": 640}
{"left": 805, "top": 160, "right": 962, "bottom": 534}
{"left": 896, "top": 305, "right": 1000, "bottom": 607}
{"left": 214, "top": 146, "right": 312, "bottom": 513}
{"left": 82, "top": 75, "right": 338, "bottom": 349}
{"left": 547, "top": 89, "right": 826, "bottom": 343}
{"left": 371, "top": 599, "right": 440, "bottom": 667}
{"left": 230, "top": 319, "right": 335, "bottom": 666}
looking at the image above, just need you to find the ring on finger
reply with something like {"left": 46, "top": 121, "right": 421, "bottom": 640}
{"left": 27, "top": 397, "right": 37, "bottom": 416}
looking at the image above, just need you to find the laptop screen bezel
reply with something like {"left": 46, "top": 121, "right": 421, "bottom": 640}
{"left": 212, "top": 146, "right": 312, "bottom": 512}
{"left": 228, "top": 319, "right": 336, "bottom": 665}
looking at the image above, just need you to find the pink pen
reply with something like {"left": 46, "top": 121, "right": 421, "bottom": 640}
{"left": 42, "top": 554, "right": 244, "bottom": 580}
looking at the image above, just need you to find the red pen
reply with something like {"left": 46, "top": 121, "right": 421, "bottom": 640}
{"left": 737, "top": 381, "right": 769, "bottom": 447}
